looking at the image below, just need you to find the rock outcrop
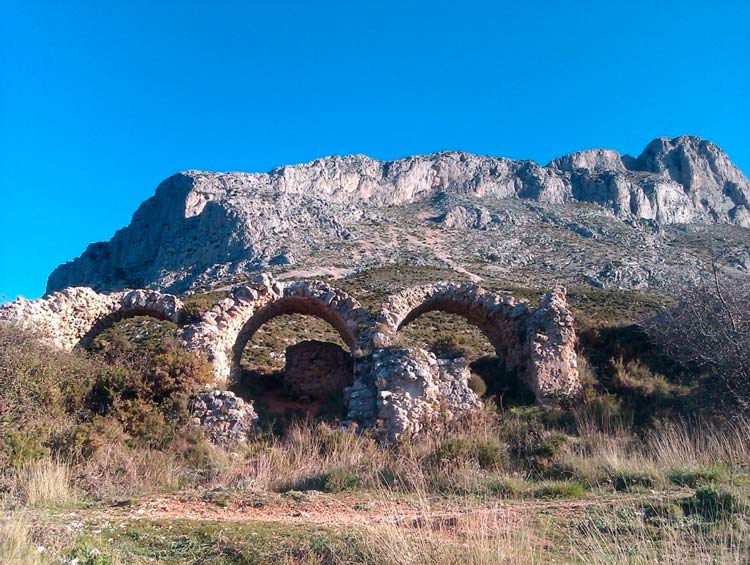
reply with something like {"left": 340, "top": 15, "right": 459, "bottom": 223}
{"left": 46, "top": 136, "right": 750, "bottom": 294}
{"left": 189, "top": 390, "right": 258, "bottom": 446}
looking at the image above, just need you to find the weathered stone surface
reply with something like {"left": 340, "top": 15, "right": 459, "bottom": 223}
{"left": 283, "top": 340, "right": 353, "bottom": 399}
{"left": 189, "top": 390, "right": 258, "bottom": 446}
{"left": 1, "top": 276, "right": 582, "bottom": 441}
{"left": 46, "top": 136, "right": 750, "bottom": 294}
{"left": 368, "top": 347, "right": 482, "bottom": 442}
{"left": 375, "top": 281, "right": 529, "bottom": 370}
{"left": 525, "top": 286, "right": 582, "bottom": 405}
{"left": 182, "top": 274, "right": 371, "bottom": 383}
{"left": 375, "top": 280, "right": 582, "bottom": 407}
{"left": 0, "top": 287, "right": 183, "bottom": 350}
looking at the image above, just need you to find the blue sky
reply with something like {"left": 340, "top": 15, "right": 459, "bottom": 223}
{"left": 1, "top": 0, "right": 748, "bottom": 301}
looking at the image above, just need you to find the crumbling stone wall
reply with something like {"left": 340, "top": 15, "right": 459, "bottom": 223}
{"left": 0, "top": 275, "right": 582, "bottom": 441}
{"left": 525, "top": 286, "right": 582, "bottom": 405}
{"left": 0, "top": 287, "right": 183, "bottom": 350}
{"left": 189, "top": 390, "right": 258, "bottom": 446}
{"left": 366, "top": 346, "right": 482, "bottom": 441}
{"left": 181, "top": 274, "right": 372, "bottom": 383}
{"left": 374, "top": 281, "right": 581, "bottom": 406}
{"left": 283, "top": 340, "right": 354, "bottom": 399}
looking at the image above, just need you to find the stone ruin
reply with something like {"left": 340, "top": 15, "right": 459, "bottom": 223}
{"left": 283, "top": 340, "right": 353, "bottom": 400}
{"left": 189, "top": 390, "right": 259, "bottom": 446}
{"left": 0, "top": 274, "right": 582, "bottom": 442}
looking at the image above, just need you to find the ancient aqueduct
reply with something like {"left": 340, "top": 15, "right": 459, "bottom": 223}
{"left": 0, "top": 275, "right": 582, "bottom": 440}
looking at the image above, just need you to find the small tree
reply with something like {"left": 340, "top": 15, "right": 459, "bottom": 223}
{"left": 647, "top": 256, "right": 750, "bottom": 414}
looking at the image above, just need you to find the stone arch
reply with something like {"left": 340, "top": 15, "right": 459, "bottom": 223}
{"left": 376, "top": 282, "right": 582, "bottom": 406}
{"left": 77, "top": 301, "right": 184, "bottom": 350}
{"left": 0, "top": 287, "right": 184, "bottom": 351}
{"left": 375, "top": 282, "right": 530, "bottom": 371}
{"left": 184, "top": 275, "right": 372, "bottom": 384}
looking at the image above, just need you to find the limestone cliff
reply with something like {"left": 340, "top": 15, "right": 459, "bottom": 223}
{"left": 47, "top": 136, "right": 750, "bottom": 293}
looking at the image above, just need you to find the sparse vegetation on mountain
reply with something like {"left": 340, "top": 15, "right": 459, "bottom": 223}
{"left": 2, "top": 261, "right": 750, "bottom": 562}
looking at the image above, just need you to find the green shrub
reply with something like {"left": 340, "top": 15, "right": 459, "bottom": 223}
{"left": 532, "top": 480, "right": 586, "bottom": 499}
{"left": 430, "top": 334, "right": 474, "bottom": 360}
{"left": 668, "top": 466, "right": 727, "bottom": 488}
{"left": 433, "top": 437, "right": 509, "bottom": 470}
{"left": 479, "top": 476, "right": 527, "bottom": 497}
{"left": 57, "top": 416, "right": 128, "bottom": 459}
{"left": 0, "top": 326, "right": 98, "bottom": 465}
{"left": 468, "top": 373, "right": 488, "bottom": 396}
{"left": 684, "top": 487, "right": 750, "bottom": 521}
{"left": 533, "top": 431, "right": 570, "bottom": 459}
{"left": 179, "top": 291, "right": 229, "bottom": 324}
{"left": 613, "top": 469, "right": 659, "bottom": 492}
{"left": 322, "top": 468, "right": 362, "bottom": 492}
{"left": 643, "top": 500, "right": 685, "bottom": 524}
{"left": 2, "top": 431, "right": 47, "bottom": 468}
{"left": 85, "top": 339, "right": 212, "bottom": 448}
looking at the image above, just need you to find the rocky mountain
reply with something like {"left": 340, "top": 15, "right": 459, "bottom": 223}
{"left": 47, "top": 136, "right": 750, "bottom": 294}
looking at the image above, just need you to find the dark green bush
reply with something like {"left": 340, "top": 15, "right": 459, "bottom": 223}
{"left": 0, "top": 325, "right": 212, "bottom": 465}
{"left": 684, "top": 487, "right": 750, "bottom": 521}
{"left": 532, "top": 480, "right": 586, "bottom": 499}
{"left": 643, "top": 500, "right": 685, "bottom": 524}
{"left": 613, "top": 469, "right": 658, "bottom": 492}
{"left": 433, "top": 437, "right": 509, "bottom": 470}
{"left": 430, "top": 334, "right": 474, "bottom": 360}
{"left": 668, "top": 466, "right": 727, "bottom": 488}
{"left": 322, "top": 468, "right": 362, "bottom": 492}
{"left": 0, "top": 326, "right": 98, "bottom": 465}
{"left": 468, "top": 373, "right": 488, "bottom": 396}
{"left": 85, "top": 338, "right": 212, "bottom": 448}
{"left": 532, "top": 431, "right": 570, "bottom": 459}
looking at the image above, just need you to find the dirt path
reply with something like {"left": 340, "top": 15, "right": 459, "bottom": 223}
{"left": 401, "top": 231, "right": 483, "bottom": 283}
{"left": 42, "top": 490, "right": 668, "bottom": 532}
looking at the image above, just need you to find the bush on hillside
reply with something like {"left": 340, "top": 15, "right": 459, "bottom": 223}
{"left": 0, "top": 325, "right": 212, "bottom": 465}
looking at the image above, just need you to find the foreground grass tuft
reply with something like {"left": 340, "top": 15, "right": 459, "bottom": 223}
{"left": 0, "top": 519, "right": 45, "bottom": 565}
{"left": 15, "top": 458, "right": 74, "bottom": 508}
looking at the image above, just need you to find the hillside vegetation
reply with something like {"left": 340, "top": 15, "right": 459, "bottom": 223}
{"left": 2, "top": 266, "right": 749, "bottom": 563}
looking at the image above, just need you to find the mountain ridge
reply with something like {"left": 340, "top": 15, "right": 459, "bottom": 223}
{"left": 47, "top": 135, "right": 750, "bottom": 294}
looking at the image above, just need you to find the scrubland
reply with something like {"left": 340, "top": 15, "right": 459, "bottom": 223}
{"left": 1, "top": 270, "right": 748, "bottom": 564}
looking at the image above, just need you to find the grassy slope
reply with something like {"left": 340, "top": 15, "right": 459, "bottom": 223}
{"left": 3, "top": 265, "right": 746, "bottom": 564}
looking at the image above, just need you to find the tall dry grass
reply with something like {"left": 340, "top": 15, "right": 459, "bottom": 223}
{"left": 568, "top": 408, "right": 750, "bottom": 487}
{"left": 645, "top": 416, "right": 750, "bottom": 468}
{"left": 14, "top": 458, "right": 73, "bottom": 507}
{"left": 0, "top": 518, "right": 45, "bottom": 565}
{"left": 573, "top": 503, "right": 748, "bottom": 564}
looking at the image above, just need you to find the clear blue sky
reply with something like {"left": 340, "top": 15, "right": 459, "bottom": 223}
{"left": 1, "top": 0, "right": 748, "bottom": 301}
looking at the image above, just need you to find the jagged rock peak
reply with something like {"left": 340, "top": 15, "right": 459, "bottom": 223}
{"left": 548, "top": 148, "right": 626, "bottom": 172}
{"left": 46, "top": 135, "right": 749, "bottom": 294}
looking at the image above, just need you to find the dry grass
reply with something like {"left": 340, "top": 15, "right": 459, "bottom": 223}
{"left": 573, "top": 504, "right": 748, "bottom": 564}
{"left": 360, "top": 484, "right": 541, "bottom": 565}
{"left": 14, "top": 458, "right": 74, "bottom": 508}
{"left": 0, "top": 518, "right": 45, "bottom": 565}
{"left": 645, "top": 417, "right": 750, "bottom": 468}
{"left": 74, "top": 443, "right": 187, "bottom": 497}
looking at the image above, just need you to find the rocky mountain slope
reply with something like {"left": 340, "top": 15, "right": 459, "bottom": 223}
{"left": 47, "top": 136, "right": 750, "bottom": 294}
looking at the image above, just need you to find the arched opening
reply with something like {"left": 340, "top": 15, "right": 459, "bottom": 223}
{"left": 395, "top": 297, "right": 534, "bottom": 407}
{"left": 77, "top": 308, "right": 181, "bottom": 352}
{"left": 229, "top": 296, "right": 358, "bottom": 431}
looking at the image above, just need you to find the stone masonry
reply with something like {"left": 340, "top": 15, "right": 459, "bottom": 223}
{"left": 0, "top": 275, "right": 582, "bottom": 441}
